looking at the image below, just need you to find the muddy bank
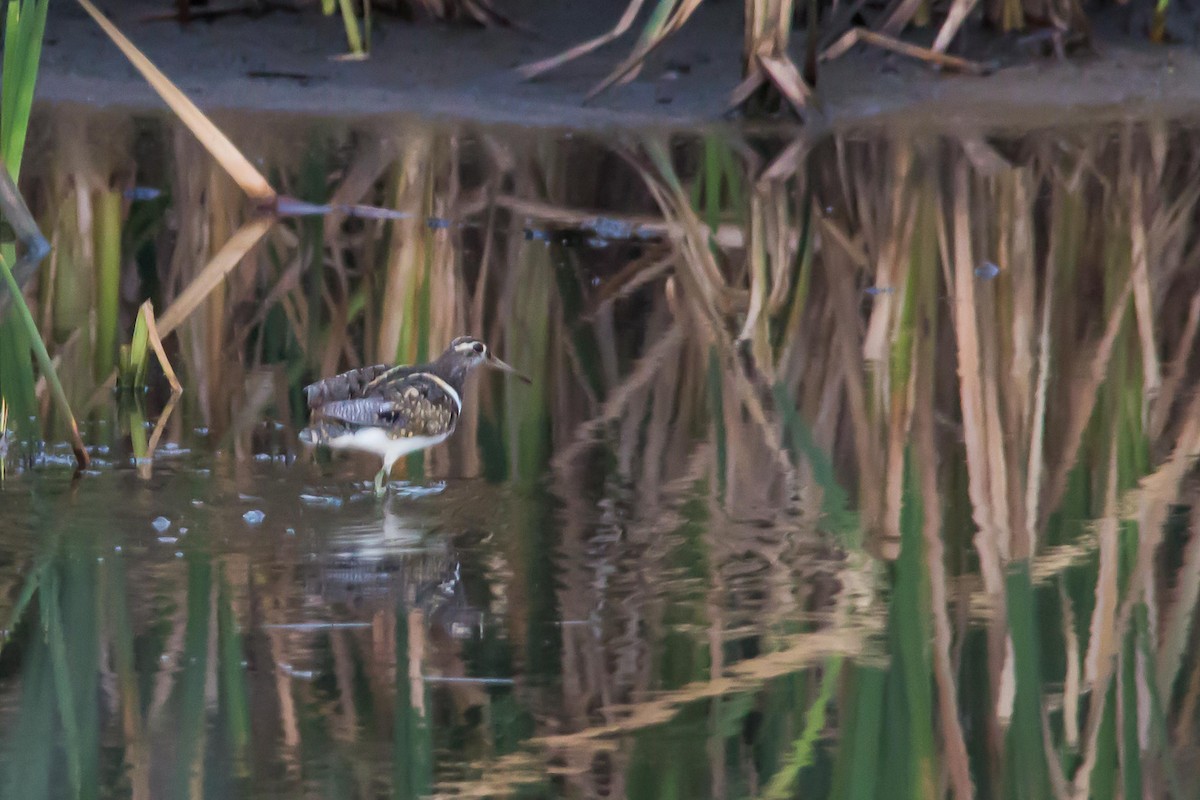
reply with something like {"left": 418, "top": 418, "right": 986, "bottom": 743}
{"left": 34, "top": 0, "right": 1200, "bottom": 130}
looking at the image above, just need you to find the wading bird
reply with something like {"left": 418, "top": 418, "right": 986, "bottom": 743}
{"left": 300, "top": 336, "right": 530, "bottom": 495}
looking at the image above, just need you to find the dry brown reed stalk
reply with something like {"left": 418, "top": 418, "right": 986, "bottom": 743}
{"left": 731, "top": 0, "right": 812, "bottom": 116}
{"left": 498, "top": 133, "right": 853, "bottom": 799}
{"left": 1158, "top": 505, "right": 1200, "bottom": 702}
{"left": 376, "top": 133, "right": 435, "bottom": 364}
{"left": 34, "top": 112, "right": 124, "bottom": 402}
{"left": 518, "top": 0, "right": 705, "bottom": 102}
{"left": 75, "top": 1, "right": 274, "bottom": 203}
{"left": 71, "top": 0, "right": 284, "bottom": 430}
{"left": 809, "top": 210, "right": 883, "bottom": 535}
{"left": 912, "top": 231, "right": 973, "bottom": 800}
{"left": 534, "top": 627, "right": 867, "bottom": 751}
{"left": 519, "top": 0, "right": 810, "bottom": 115}
{"left": 626, "top": 142, "right": 731, "bottom": 329}
{"left": 1070, "top": 390, "right": 1200, "bottom": 795}
{"left": 821, "top": 27, "right": 991, "bottom": 73}
{"left": 516, "top": 0, "right": 647, "bottom": 81}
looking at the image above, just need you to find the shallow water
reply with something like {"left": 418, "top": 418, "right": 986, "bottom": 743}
{"left": 3, "top": 108, "right": 1200, "bottom": 798}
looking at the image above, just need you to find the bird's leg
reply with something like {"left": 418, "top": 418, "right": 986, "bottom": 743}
{"left": 374, "top": 466, "right": 387, "bottom": 497}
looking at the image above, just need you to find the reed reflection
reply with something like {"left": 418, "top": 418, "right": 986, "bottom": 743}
{"left": 1, "top": 111, "right": 1200, "bottom": 798}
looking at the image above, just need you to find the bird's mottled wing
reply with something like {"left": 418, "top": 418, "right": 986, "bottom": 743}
{"left": 303, "top": 364, "right": 414, "bottom": 409}
{"left": 309, "top": 373, "right": 458, "bottom": 437}
{"left": 376, "top": 373, "right": 460, "bottom": 438}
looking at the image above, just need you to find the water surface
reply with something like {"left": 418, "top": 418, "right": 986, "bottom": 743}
{"left": 2, "top": 108, "right": 1200, "bottom": 799}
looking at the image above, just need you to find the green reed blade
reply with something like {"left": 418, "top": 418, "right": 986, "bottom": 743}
{"left": 0, "top": 1, "right": 49, "bottom": 445}
{"left": 718, "top": 142, "right": 744, "bottom": 217}
{"left": 773, "top": 188, "right": 812, "bottom": 352}
{"left": 102, "top": 555, "right": 140, "bottom": 760}
{"left": 1, "top": 0, "right": 48, "bottom": 183}
{"left": 1, "top": 251, "right": 90, "bottom": 468}
{"left": 772, "top": 382, "right": 859, "bottom": 545}
{"left": 0, "top": 316, "right": 35, "bottom": 438}
{"left": 892, "top": 452, "right": 935, "bottom": 799}
{"left": 94, "top": 188, "right": 122, "bottom": 382}
{"left": 1005, "top": 562, "right": 1050, "bottom": 800}
{"left": 65, "top": 554, "right": 101, "bottom": 799}
{"left": 42, "top": 572, "right": 83, "bottom": 798}
{"left": 217, "top": 566, "right": 251, "bottom": 758}
{"left": 550, "top": 245, "right": 605, "bottom": 399}
{"left": 335, "top": 0, "right": 365, "bottom": 56}
{"left": 126, "top": 393, "right": 148, "bottom": 463}
{"left": 394, "top": 607, "right": 433, "bottom": 800}
{"left": 829, "top": 664, "right": 884, "bottom": 800}
{"left": 1, "top": 594, "right": 54, "bottom": 799}
{"left": 1091, "top": 684, "right": 1117, "bottom": 800}
{"left": 763, "top": 656, "right": 843, "bottom": 799}
{"left": 1120, "top": 626, "right": 1143, "bottom": 800}
{"left": 124, "top": 307, "right": 150, "bottom": 388}
{"left": 172, "top": 557, "right": 212, "bottom": 800}
{"left": 0, "top": 560, "right": 40, "bottom": 654}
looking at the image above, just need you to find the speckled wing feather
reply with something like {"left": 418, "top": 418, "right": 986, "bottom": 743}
{"left": 301, "top": 372, "right": 460, "bottom": 446}
{"left": 303, "top": 364, "right": 415, "bottom": 410}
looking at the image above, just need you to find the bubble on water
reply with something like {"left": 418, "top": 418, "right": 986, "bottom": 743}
{"left": 586, "top": 217, "right": 634, "bottom": 240}
{"left": 300, "top": 493, "right": 343, "bottom": 508}
{"left": 286, "top": 527, "right": 296, "bottom": 536}
{"left": 151, "top": 516, "right": 171, "bottom": 533}
{"left": 175, "top": 551, "right": 185, "bottom": 558}
{"left": 124, "top": 186, "right": 162, "bottom": 201}
{"left": 157, "top": 536, "right": 178, "bottom": 544}
{"left": 191, "top": 499, "right": 205, "bottom": 508}
{"left": 113, "top": 545, "right": 122, "bottom": 553}
{"left": 243, "top": 509, "right": 265, "bottom": 526}
{"left": 975, "top": 261, "right": 1001, "bottom": 280}
{"left": 178, "top": 527, "right": 188, "bottom": 535}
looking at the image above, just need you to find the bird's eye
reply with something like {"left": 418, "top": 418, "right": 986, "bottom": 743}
{"left": 473, "top": 343, "right": 485, "bottom": 354}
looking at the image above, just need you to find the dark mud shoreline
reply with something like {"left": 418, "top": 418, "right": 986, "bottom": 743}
{"left": 32, "top": 0, "right": 1200, "bottom": 131}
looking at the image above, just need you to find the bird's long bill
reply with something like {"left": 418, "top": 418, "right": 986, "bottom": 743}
{"left": 487, "top": 353, "right": 532, "bottom": 384}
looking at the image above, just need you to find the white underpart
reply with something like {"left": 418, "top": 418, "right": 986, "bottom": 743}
{"left": 325, "top": 428, "right": 452, "bottom": 472}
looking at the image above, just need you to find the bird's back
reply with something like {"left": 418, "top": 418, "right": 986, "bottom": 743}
{"left": 300, "top": 363, "right": 462, "bottom": 451}
{"left": 303, "top": 364, "right": 417, "bottom": 410}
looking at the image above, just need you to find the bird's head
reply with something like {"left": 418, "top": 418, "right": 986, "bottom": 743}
{"left": 443, "top": 336, "right": 531, "bottom": 383}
